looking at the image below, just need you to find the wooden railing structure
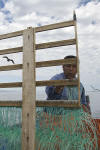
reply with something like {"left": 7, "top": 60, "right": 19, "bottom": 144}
{"left": 0, "top": 11, "right": 80, "bottom": 150}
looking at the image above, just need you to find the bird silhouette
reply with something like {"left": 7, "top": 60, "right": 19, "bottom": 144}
{"left": 3, "top": 56, "right": 15, "bottom": 64}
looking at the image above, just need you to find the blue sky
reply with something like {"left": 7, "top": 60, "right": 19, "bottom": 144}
{"left": 0, "top": 0, "right": 4, "bottom": 8}
{"left": 0, "top": 0, "right": 100, "bottom": 116}
{"left": 78, "top": 0, "right": 94, "bottom": 7}
{"left": 0, "top": 0, "right": 8, "bottom": 9}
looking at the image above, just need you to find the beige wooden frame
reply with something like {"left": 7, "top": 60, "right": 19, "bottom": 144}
{"left": 0, "top": 11, "right": 80, "bottom": 150}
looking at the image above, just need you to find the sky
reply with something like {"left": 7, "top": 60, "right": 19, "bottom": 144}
{"left": 0, "top": 0, "right": 100, "bottom": 117}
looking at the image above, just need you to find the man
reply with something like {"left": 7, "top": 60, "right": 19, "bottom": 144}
{"left": 86, "top": 95, "right": 91, "bottom": 114}
{"left": 45, "top": 55, "right": 87, "bottom": 105}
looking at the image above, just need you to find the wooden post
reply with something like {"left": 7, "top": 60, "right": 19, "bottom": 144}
{"left": 73, "top": 11, "right": 80, "bottom": 106}
{"left": 22, "top": 27, "right": 36, "bottom": 150}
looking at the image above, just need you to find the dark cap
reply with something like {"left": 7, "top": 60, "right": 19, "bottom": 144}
{"left": 64, "top": 55, "right": 76, "bottom": 59}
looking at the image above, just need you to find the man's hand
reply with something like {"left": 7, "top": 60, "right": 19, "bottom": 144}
{"left": 54, "top": 86, "right": 64, "bottom": 94}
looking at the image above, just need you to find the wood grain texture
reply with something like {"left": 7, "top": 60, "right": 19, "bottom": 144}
{"left": 0, "top": 100, "right": 80, "bottom": 107}
{"left": 36, "top": 39, "right": 76, "bottom": 50}
{"left": 0, "top": 64, "right": 22, "bottom": 71}
{"left": 36, "top": 79, "right": 78, "bottom": 86}
{"left": 0, "top": 31, "right": 23, "bottom": 40}
{"left": 0, "top": 47, "right": 22, "bottom": 55}
{"left": 0, "top": 82, "right": 22, "bottom": 88}
{"left": 74, "top": 11, "right": 80, "bottom": 106}
{"left": 0, "top": 79, "right": 78, "bottom": 88}
{"left": 35, "top": 20, "right": 74, "bottom": 32}
{"left": 36, "top": 58, "right": 76, "bottom": 68}
{"left": 0, "top": 30, "right": 23, "bottom": 40}
{"left": 22, "top": 27, "right": 36, "bottom": 150}
{"left": 0, "top": 20, "right": 74, "bottom": 40}
{"left": 0, "top": 58, "right": 76, "bottom": 71}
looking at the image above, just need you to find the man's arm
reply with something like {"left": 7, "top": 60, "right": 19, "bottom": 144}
{"left": 81, "top": 87, "right": 87, "bottom": 105}
{"left": 46, "top": 85, "right": 64, "bottom": 100}
{"left": 45, "top": 74, "right": 64, "bottom": 100}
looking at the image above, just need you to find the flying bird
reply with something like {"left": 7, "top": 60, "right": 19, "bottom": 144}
{"left": 3, "top": 56, "right": 15, "bottom": 64}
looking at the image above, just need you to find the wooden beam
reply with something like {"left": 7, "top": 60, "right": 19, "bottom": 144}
{"left": 36, "top": 100, "right": 80, "bottom": 107}
{"left": 0, "top": 30, "right": 23, "bottom": 40}
{"left": 36, "top": 79, "right": 78, "bottom": 86}
{"left": 0, "top": 47, "right": 22, "bottom": 55}
{"left": 0, "top": 64, "right": 22, "bottom": 71}
{"left": 22, "top": 27, "right": 36, "bottom": 150}
{"left": 0, "top": 82, "right": 22, "bottom": 88}
{"left": 74, "top": 11, "right": 80, "bottom": 106}
{"left": 0, "top": 100, "right": 80, "bottom": 108}
{"left": 0, "top": 101, "right": 22, "bottom": 107}
{"left": 0, "top": 20, "right": 74, "bottom": 40}
{"left": 36, "top": 58, "right": 76, "bottom": 68}
{"left": 0, "top": 79, "right": 78, "bottom": 88}
{"left": 0, "top": 39, "right": 75, "bottom": 55}
{"left": 36, "top": 39, "right": 76, "bottom": 50}
{"left": 35, "top": 20, "right": 75, "bottom": 32}
{"left": 0, "top": 58, "right": 76, "bottom": 71}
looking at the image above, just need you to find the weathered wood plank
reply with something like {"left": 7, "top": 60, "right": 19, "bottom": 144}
{"left": 0, "top": 58, "right": 76, "bottom": 71}
{"left": 0, "top": 82, "right": 22, "bottom": 88}
{"left": 0, "top": 79, "right": 78, "bottom": 88}
{"left": 35, "top": 20, "right": 74, "bottom": 32}
{"left": 36, "top": 58, "right": 76, "bottom": 68}
{"left": 0, "top": 31, "right": 23, "bottom": 40}
{"left": 0, "top": 64, "right": 22, "bottom": 71}
{"left": 0, "top": 39, "right": 75, "bottom": 55}
{"left": 36, "top": 79, "right": 78, "bottom": 86}
{"left": 0, "top": 47, "right": 22, "bottom": 55}
{"left": 36, "top": 100, "right": 80, "bottom": 107}
{"left": 0, "top": 20, "right": 74, "bottom": 40}
{"left": 74, "top": 11, "right": 80, "bottom": 106}
{"left": 0, "top": 101, "right": 22, "bottom": 107}
{"left": 0, "top": 100, "right": 80, "bottom": 107}
{"left": 22, "top": 27, "right": 36, "bottom": 150}
{"left": 36, "top": 39, "right": 76, "bottom": 50}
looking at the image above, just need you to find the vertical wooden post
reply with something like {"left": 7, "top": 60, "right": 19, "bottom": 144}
{"left": 22, "top": 27, "right": 36, "bottom": 150}
{"left": 73, "top": 11, "right": 81, "bottom": 106}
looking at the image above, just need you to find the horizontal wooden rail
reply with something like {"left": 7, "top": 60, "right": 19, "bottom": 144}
{"left": 36, "top": 39, "right": 76, "bottom": 50}
{"left": 0, "top": 39, "right": 75, "bottom": 55}
{"left": 36, "top": 79, "right": 78, "bottom": 86}
{"left": 0, "top": 82, "right": 22, "bottom": 88}
{"left": 0, "top": 64, "right": 22, "bottom": 71}
{"left": 36, "top": 100, "right": 79, "bottom": 107}
{"left": 0, "top": 58, "right": 76, "bottom": 71}
{"left": 0, "top": 101, "right": 22, "bottom": 107}
{"left": 36, "top": 58, "right": 77, "bottom": 68}
{"left": 0, "top": 79, "right": 78, "bottom": 88}
{"left": 35, "top": 20, "right": 75, "bottom": 32}
{"left": 0, "top": 20, "right": 74, "bottom": 40}
{"left": 0, "top": 100, "right": 80, "bottom": 107}
{"left": 0, "top": 46, "right": 22, "bottom": 55}
{"left": 0, "top": 30, "right": 23, "bottom": 40}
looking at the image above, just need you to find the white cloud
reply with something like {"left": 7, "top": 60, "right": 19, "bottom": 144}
{"left": 0, "top": 0, "right": 100, "bottom": 117}
{"left": 0, "top": 11, "right": 5, "bottom": 24}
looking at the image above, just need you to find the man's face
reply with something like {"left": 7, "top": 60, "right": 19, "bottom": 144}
{"left": 63, "top": 64, "right": 77, "bottom": 79}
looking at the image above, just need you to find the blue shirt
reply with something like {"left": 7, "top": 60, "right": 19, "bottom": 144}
{"left": 45, "top": 73, "right": 87, "bottom": 105}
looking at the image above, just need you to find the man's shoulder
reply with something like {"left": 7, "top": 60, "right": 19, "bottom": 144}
{"left": 80, "top": 82, "right": 84, "bottom": 88}
{"left": 80, "top": 82, "right": 85, "bottom": 92}
{"left": 51, "top": 73, "right": 65, "bottom": 80}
